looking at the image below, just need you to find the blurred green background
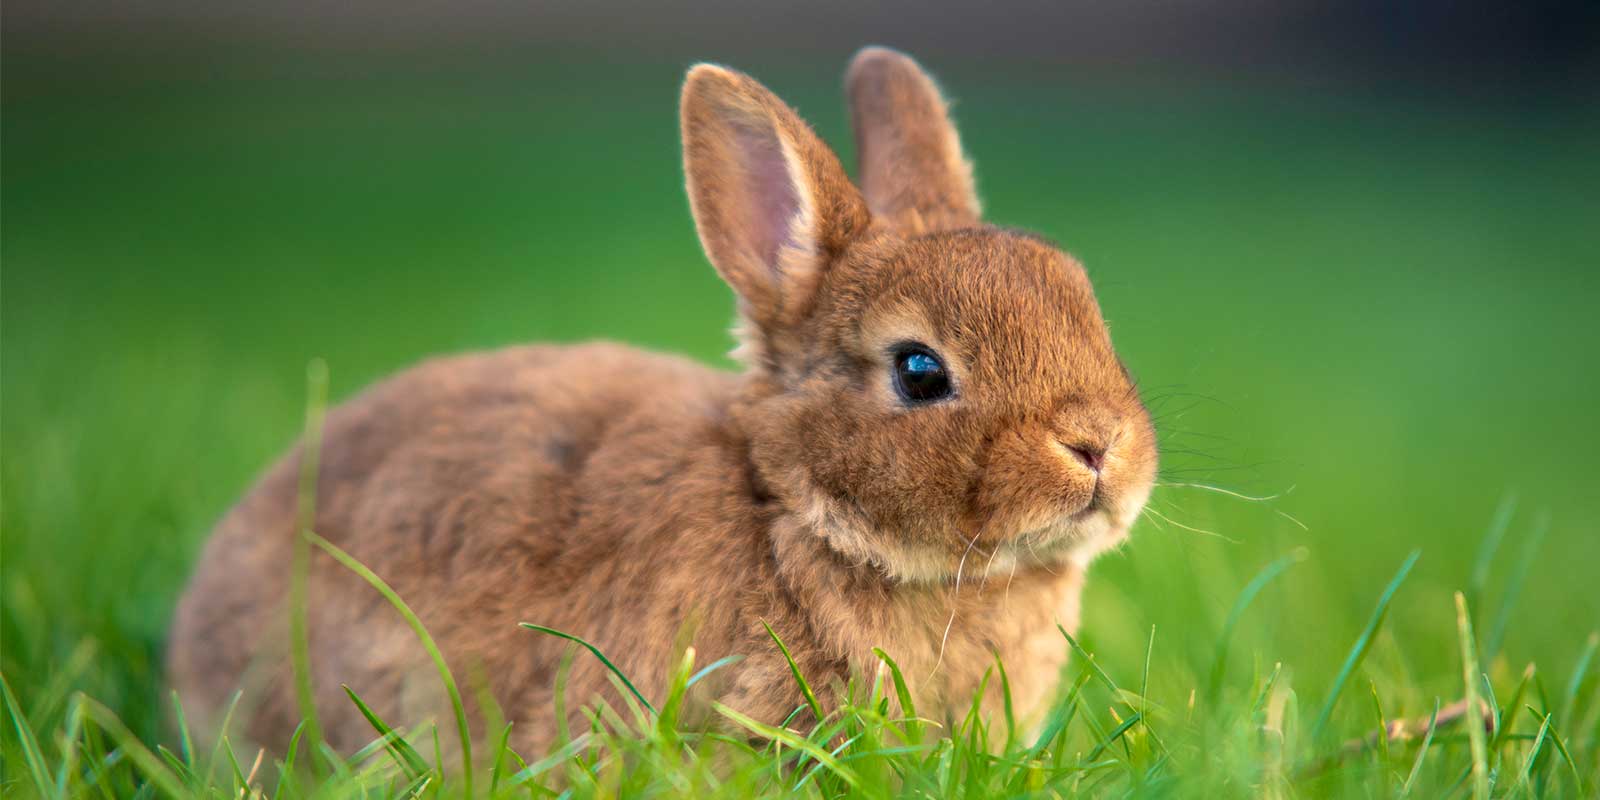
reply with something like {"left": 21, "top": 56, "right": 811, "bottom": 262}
{"left": 4, "top": 2, "right": 1599, "bottom": 748}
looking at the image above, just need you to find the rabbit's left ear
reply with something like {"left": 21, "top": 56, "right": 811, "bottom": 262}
{"left": 847, "top": 47, "right": 980, "bottom": 233}
{"left": 682, "top": 64, "right": 870, "bottom": 334}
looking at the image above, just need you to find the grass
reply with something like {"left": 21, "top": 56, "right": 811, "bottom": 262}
{"left": 3, "top": 49, "right": 1599, "bottom": 796}
{"left": 1, "top": 522, "right": 1594, "bottom": 797}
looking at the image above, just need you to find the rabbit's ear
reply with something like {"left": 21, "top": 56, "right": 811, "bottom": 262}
{"left": 682, "top": 64, "right": 870, "bottom": 332}
{"left": 846, "top": 47, "right": 980, "bottom": 233}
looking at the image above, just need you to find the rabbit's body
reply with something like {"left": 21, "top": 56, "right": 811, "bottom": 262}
{"left": 171, "top": 342, "right": 1082, "bottom": 753}
{"left": 170, "top": 48, "right": 1156, "bottom": 758}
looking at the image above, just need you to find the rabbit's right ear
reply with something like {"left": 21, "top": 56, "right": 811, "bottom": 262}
{"left": 846, "top": 47, "right": 980, "bottom": 233}
{"left": 682, "top": 65, "right": 870, "bottom": 336}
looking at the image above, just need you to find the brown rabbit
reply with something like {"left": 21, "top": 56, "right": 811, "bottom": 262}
{"left": 168, "top": 47, "right": 1158, "bottom": 758}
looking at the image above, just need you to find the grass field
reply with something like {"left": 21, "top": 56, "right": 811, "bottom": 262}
{"left": 3, "top": 52, "right": 1599, "bottom": 796}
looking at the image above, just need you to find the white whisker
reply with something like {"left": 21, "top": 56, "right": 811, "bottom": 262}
{"left": 1274, "top": 509, "right": 1310, "bottom": 531}
{"left": 1140, "top": 507, "right": 1168, "bottom": 531}
{"left": 1143, "top": 507, "right": 1241, "bottom": 544}
{"left": 930, "top": 530, "right": 982, "bottom": 679}
{"left": 1155, "top": 482, "right": 1281, "bottom": 502}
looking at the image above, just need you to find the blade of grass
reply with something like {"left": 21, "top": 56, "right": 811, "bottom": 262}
{"left": 78, "top": 711, "right": 117, "bottom": 800}
{"left": 28, "top": 639, "right": 97, "bottom": 727}
{"left": 290, "top": 358, "right": 329, "bottom": 755}
{"left": 199, "top": 690, "right": 242, "bottom": 790}
{"left": 506, "top": 733, "right": 594, "bottom": 788}
{"left": 519, "top": 623, "right": 656, "bottom": 715}
{"left": 760, "top": 620, "right": 822, "bottom": 727}
{"left": 1058, "top": 627, "right": 1120, "bottom": 698}
{"left": 1559, "top": 632, "right": 1597, "bottom": 727}
{"left": 713, "top": 702, "right": 860, "bottom": 789}
{"left": 1513, "top": 709, "right": 1553, "bottom": 797}
{"left": 1060, "top": 626, "right": 1169, "bottom": 758}
{"left": 872, "top": 648, "right": 921, "bottom": 744}
{"left": 1206, "top": 549, "right": 1307, "bottom": 702}
{"left": 1455, "top": 592, "right": 1490, "bottom": 800}
{"left": 1085, "top": 712, "right": 1143, "bottom": 762}
{"left": 169, "top": 690, "right": 195, "bottom": 770}
{"left": 78, "top": 696, "right": 189, "bottom": 799}
{"left": 220, "top": 737, "right": 249, "bottom": 795}
{"left": 1251, "top": 662, "right": 1284, "bottom": 721}
{"left": 342, "top": 684, "right": 429, "bottom": 779}
{"left": 1490, "top": 664, "right": 1536, "bottom": 755}
{"left": 1468, "top": 494, "right": 1516, "bottom": 625}
{"left": 1398, "top": 698, "right": 1441, "bottom": 798}
{"left": 1368, "top": 680, "right": 1390, "bottom": 766}
{"left": 1311, "top": 549, "right": 1419, "bottom": 739}
{"left": 2, "top": 672, "right": 56, "bottom": 800}
{"left": 487, "top": 722, "right": 514, "bottom": 793}
{"left": 1484, "top": 513, "right": 1547, "bottom": 663}
{"left": 995, "top": 653, "right": 1017, "bottom": 751}
{"left": 53, "top": 696, "right": 85, "bottom": 799}
{"left": 687, "top": 655, "right": 745, "bottom": 689}
{"left": 306, "top": 530, "right": 473, "bottom": 798}
{"left": 274, "top": 720, "right": 307, "bottom": 800}
{"left": 1523, "top": 705, "right": 1585, "bottom": 794}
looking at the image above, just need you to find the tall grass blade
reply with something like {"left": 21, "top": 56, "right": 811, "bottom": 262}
{"left": 487, "top": 722, "right": 514, "bottom": 792}
{"left": 1455, "top": 592, "right": 1490, "bottom": 800}
{"left": 1484, "top": 513, "right": 1547, "bottom": 663}
{"left": 995, "top": 652, "right": 1017, "bottom": 751}
{"left": 1206, "top": 549, "right": 1306, "bottom": 702}
{"left": 78, "top": 696, "right": 189, "bottom": 799}
{"left": 342, "top": 684, "right": 429, "bottom": 779}
{"left": 1311, "top": 549, "right": 1419, "bottom": 739}
{"left": 872, "top": 648, "right": 921, "bottom": 744}
{"left": 687, "top": 655, "right": 745, "bottom": 689}
{"left": 1398, "top": 698, "right": 1440, "bottom": 798}
{"left": 1559, "top": 632, "right": 1598, "bottom": 727}
{"left": 1514, "top": 709, "right": 1553, "bottom": 796}
{"left": 1085, "top": 711, "right": 1143, "bottom": 762}
{"left": 760, "top": 620, "right": 822, "bottom": 727}
{"left": 290, "top": 358, "right": 329, "bottom": 754}
{"left": 1468, "top": 493, "right": 1516, "bottom": 625}
{"left": 505, "top": 732, "right": 595, "bottom": 784}
{"left": 712, "top": 702, "right": 861, "bottom": 790}
{"left": 519, "top": 622, "right": 656, "bottom": 715}
{"left": 53, "top": 696, "right": 85, "bottom": 798}
{"left": 2, "top": 672, "right": 56, "bottom": 800}
{"left": 306, "top": 530, "right": 473, "bottom": 797}
{"left": 199, "top": 690, "right": 243, "bottom": 791}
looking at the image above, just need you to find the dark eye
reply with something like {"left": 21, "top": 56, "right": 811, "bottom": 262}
{"left": 892, "top": 345, "right": 953, "bottom": 404}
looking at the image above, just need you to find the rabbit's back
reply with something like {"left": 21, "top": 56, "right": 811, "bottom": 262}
{"left": 168, "top": 342, "right": 755, "bottom": 753}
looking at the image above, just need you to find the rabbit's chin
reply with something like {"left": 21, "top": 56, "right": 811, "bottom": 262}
{"left": 793, "top": 493, "right": 1135, "bottom": 586}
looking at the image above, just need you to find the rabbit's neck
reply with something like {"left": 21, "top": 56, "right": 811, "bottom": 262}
{"left": 764, "top": 513, "right": 1085, "bottom": 725}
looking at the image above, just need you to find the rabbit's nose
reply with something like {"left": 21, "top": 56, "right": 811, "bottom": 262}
{"left": 1064, "top": 443, "right": 1105, "bottom": 473}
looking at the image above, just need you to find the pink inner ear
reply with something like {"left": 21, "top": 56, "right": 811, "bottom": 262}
{"left": 733, "top": 120, "right": 801, "bottom": 273}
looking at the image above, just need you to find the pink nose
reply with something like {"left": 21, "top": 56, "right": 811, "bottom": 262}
{"left": 1067, "top": 444, "right": 1105, "bottom": 473}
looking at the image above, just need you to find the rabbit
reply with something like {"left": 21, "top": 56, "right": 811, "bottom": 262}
{"left": 167, "top": 46, "right": 1158, "bottom": 760}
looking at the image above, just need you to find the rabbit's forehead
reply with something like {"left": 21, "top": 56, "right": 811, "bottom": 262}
{"left": 848, "top": 231, "right": 1121, "bottom": 389}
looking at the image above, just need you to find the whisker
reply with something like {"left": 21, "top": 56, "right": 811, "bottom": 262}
{"left": 1140, "top": 507, "right": 1169, "bottom": 531}
{"left": 1274, "top": 509, "right": 1310, "bottom": 531}
{"left": 1022, "top": 537, "right": 1059, "bottom": 575}
{"left": 1143, "top": 507, "right": 1241, "bottom": 544}
{"left": 930, "top": 531, "right": 983, "bottom": 679}
{"left": 978, "top": 538, "right": 1005, "bottom": 590}
{"left": 1156, "top": 482, "right": 1282, "bottom": 502}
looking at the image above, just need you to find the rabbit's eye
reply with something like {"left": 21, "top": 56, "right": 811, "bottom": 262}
{"left": 892, "top": 345, "right": 952, "bottom": 404}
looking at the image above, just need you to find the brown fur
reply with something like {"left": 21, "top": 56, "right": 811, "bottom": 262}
{"left": 168, "top": 48, "right": 1158, "bottom": 759}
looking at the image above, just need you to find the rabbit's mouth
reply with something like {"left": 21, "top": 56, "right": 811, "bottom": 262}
{"left": 983, "top": 509, "right": 1116, "bottom": 572}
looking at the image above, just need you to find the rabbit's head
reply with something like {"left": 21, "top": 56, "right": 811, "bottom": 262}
{"left": 684, "top": 48, "right": 1156, "bottom": 582}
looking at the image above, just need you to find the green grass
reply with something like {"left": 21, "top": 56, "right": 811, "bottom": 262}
{"left": 3, "top": 51, "right": 1599, "bottom": 796}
